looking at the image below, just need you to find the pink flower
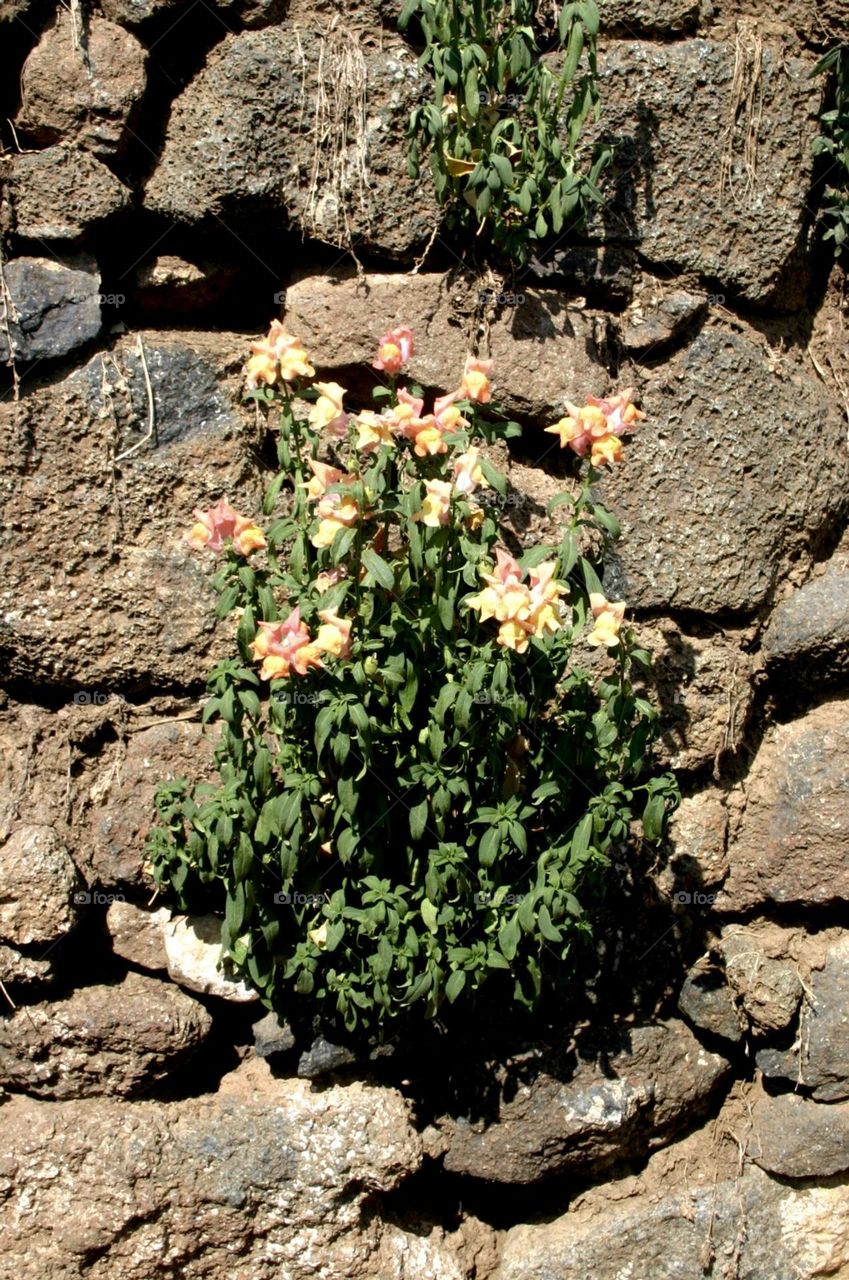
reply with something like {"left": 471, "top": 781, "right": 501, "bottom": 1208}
{"left": 249, "top": 607, "right": 323, "bottom": 679}
{"left": 372, "top": 327, "right": 414, "bottom": 375}
{"left": 302, "top": 459, "right": 356, "bottom": 502}
{"left": 186, "top": 498, "right": 266, "bottom": 556}
{"left": 452, "top": 447, "right": 484, "bottom": 496}
{"left": 459, "top": 355, "right": 493, "bottom": 404}
{"left": 415, "top": 479, "right": 453, "bottom": 527}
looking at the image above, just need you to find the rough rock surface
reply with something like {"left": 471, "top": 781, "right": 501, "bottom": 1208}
{"left": 283, "top": 270, "right": 609, "bottom": 421}
{"left": 0, "top": 1073, "right": 430, "bottom": 1280}
{"left": 15, "top": 13, "right": 147, "bottom": 158}
{"left": 0, "top": 944, "right": 53, "bottom": 991}
{"left": 619, "top": 289, "right": 707, "bottom": 355}
{"left": 600, "top": 0, "right": 699, "bottom": 34}
{"left": 439, "top": 1019, "right": 729, "bottom": 1184}
{"left": 719, "top": 923, "right": 803, "bottom": 1033}
{"left": 0, "top": 971, "right": 212, "bottom": 1098}
{"left": 598, "top": 326, "right": 849, "bottom": 612}
{"left": 253, "top": 1010, "right": 296, "bottom": 1058}
{"left": 0, "top": 331, "right": 260, "bottom": 690}
{"left": 144, "top": 27, "right": 438, "bottom": 257}
{"left": 106, "top": 900, "right": 170, "bottom": 970}
{"left": 164, "top": 914, "right": 258, "bottom": 1002}
{"left": 0, "top": 825, "right": 78, "bottom": 946}
{"left": 749, "top": 1088, "right": 849, "bottom": 1178}
{"left": 762, "top": 569, "right": 849, "bottom": 683}
{"left": 719, "top": 700, "right": 849, "bottom": 911}
{"left": 4, "top": 146, "right": 130, "bottom": 241}
{"left": 0, "top": 255, "right": 102, "bottom": 362}
{"left": 678, "top": 963, "right": 743, "bottom": 1042}
{"left": 664, "top": 789, "right": 729, "bottom": 891}
{"left": 496, "top": 1109, "right": 849, "bottom": 1280}
{"left": 587, "top": 40, "right": 821, "bottom": 305}
{"left": 756, "top": 932, "right": 849, "bottom": 1099}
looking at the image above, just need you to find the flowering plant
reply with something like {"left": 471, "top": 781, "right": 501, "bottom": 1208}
{"left": 147, "top": 322, "right": 678, "bottom": 1039}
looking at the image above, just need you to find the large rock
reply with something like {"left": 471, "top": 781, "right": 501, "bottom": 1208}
{"left": 756, "top": 932, "right": 849, "bottom": 1100}
{"left": 438, "top": 1019, "right": 729, "bottom": 1184}
{"left": 0, "top": 331, "right": 261, "bottom": 690}
{"left": 15, "top": 13, "right": 147, "bottom": 158}
{"left": 164, "top": 914, "right": 258, "bottom": 1002}
{"left": 749, "top": 1088, "right": 849, "bottom": 1179}
{"left": 0, "top": 944, "right": 53, "bottom": 992}
{"left": 0, "top": 971, "right": 212, "bottom": 1098}
{"left": 664, "top": 789, "right": 729, "bottom": 891}
{"left": 762, "top": 568, "right": 849, "bottom": 685}
{"left": 4, "top": 146, "right": 130, "bottom": 241}
{"left": 678, "top": 962, "right": 743, "bottom": 1043}
{"left": 496, "top": 1108, "right": 849, "bottom": 1280}
{"left": 718, "top": 701, "right": 849, "bottom": 911}
{"left": 600, "top": 0, "right": 699, "bottom": 35}
{"left": 0, "top": 1071, "right": 441, "bottom": 1280}
{"left": 0, "top": 825, "right": 78, "bottom": 946}
{"left": 0, "top": 255, "right": 101, "bottom": 362}
{"left": 719, "top": 922, "right": 803, "bottom": 1034}
{"left": 597, "top": 326, "right": 849, "bottom": 612}
{"left": 144, "top": 27, "right": 438, "bottom": 258}
{"left": 585, "top": 40, "right": 821, "bottom": 306}
{"left": 283, "top": 270, "right": 609, "bottom": 422}
{"left": 106, "top": 900, "right": 170, "bottom": 970}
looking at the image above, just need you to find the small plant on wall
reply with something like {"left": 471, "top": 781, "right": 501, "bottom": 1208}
{"left": 400, "top": 0, "right": 611, "bottom": 264}
{"left": 813, "top": 44, "right": 849, "bottom": 264}
{"left": 146, "top": 323, "right": 678, "bottom": 1041}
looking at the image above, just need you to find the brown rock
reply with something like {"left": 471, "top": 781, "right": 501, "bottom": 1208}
{"left": 439, "top": 1019, "right": 729, "bottom": 1184}
{"left": 666, "top": 790, "right": 729, "bottom": 890}
{"left": 762, "top": 568, "right": 849, "bottom": 686}
{"left": 0, "top": 971, "right": 212, "bottom": 1098}
{"left": 718, "top": 700, "right": 849, "bottom": 911}
{"left": 0, "top": 330, "right": 262, "bottom": 690}
{"left": 0, "top": 825, "right": 78, "bottom": 947}
{"left": 4, "top": 145, "right": 130, "bottom": 240}
{"left": 105, "top": 900, "right": 170, "bottom": 970}
{"left": 597, "top": 326, "right": 849, "bottom": 612}
{"left": 719, "top": 923, "right": 803, "bottom": 1033}
{"left": 15, "top": 13, "right": 147, "bottom": 158}
{"left": 283, "top": 270, "right": 609, "bottom": 423}
{"left": 749, "top": 1086, "right": 849, "bottom": 1179}
{"left": 0, "top": 1079, "right": 427, "bottom": 1279}
{"left": 133, "top": 254, "right": 239, "bottom": 316}
{"left": 0, "top": 944, "right": 53, "bottom": 992}
{"left": 619, "top": 290, "right": 707, "bottom": 356}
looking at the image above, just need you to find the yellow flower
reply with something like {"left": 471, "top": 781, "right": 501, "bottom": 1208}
{"left": 497, "top": 619, "right": 531, "bottom": 652}
{"left": 587, "top": 592, "right": 626, "bottom": 648}
{"left": 314, "top": 610, "right": 353, "bottom": 659}
{"left": 308, "top": 921, "right": 328, "bottom": 948}
{"left": 353, "top": 410, "right": 394, "bottom": 452}
{"left": 590, "top": 435, "right": 624, "bottom": 467}
{"left": 415, "top": 479, "right": 453, "bottom": 528}
{"left": 308, "top": 382, "right": 347, "bottom": 433}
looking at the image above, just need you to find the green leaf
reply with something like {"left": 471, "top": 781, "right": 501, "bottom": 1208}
{"left": 642, "top": 794, "right": 667, "bottom": 841}
{"left": 421, "top": 899, "right": 439, "bottom": 933}
{"left": 538, "top": 903, "right": 563, "bottom": 943}
{"left": 498, "top": 914, "right": 521, "bottom": 961}
{"left": 410, "top": 799, "right": 429, "bottom": 841}
{"left": 479, "top": 827, "right": 500, "bottom": 867}
{"left": 361, "top": 547, "right": 396, "bottom": 589}
{"left": 445, "top": 969, "right": 466, "bottom": 1002}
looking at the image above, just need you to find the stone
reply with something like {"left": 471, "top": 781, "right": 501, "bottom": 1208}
{"left": 584, "top": 40, "right": 821, "bottom": 306}
{"left": 619, "top": 290, "right": 707, "bottom": 356}
{"left": 756, "top": 933, "right": 849, "bottom": 1100}
{"left": 283, "top": 270, "right": 608, "bottom": 422}
{"left": 133, "top": 254, "right": 239, "bottom": 316}
{"left": 749, "top": 1088, "right": 849, "bottom": 1179}
{"left": 297, "top": 1035, "right": 358, "bottom": 1078}
{"left": 0, "top": 944, "right": 53, "bottom": 991}
{"left": 0, "top": 330, "right": 262, "bottom": 690}
{"left": 665, "top": 790, "right": 729, "bottom": 890}
{"left": 0, "top": 971, "right": 212, "bottom": 1098}
{"left": 0, "top": 825, "right": 78, "bottom": 947}
{"left": 678, "top": 963, "right": 742, "bottom": 1043}
{"left": 144, "top": 27, "right": 439, "bottom": 258}
{"left": 496, "top": 1111, "right": 849, "bottom": 1280}
{"left": 164, "top": 914, "right": 258, "bottom": 1002}
{"left": 719, "top": 924, "right": 803, "bottom": 1034}
{"left": 597, "top": 326, "right": 849, "bottom": 612}
{"left": 253, "top": 1010, "right": 296, "bottom": 1058}
{"left": 438, "top": 1019, "right": 729, "bottom": 1184}
{"left": 15, "top": 13, "right": 147, "bottom": 159}
{"left": 99, "top": 0, "right": 192, "bottom": 26}
{"left": 525, "top": 244, "right": 635, "bottom": 305}
{"left": 762, "top": 570, "right": 849, "bottom": 685}
{"left": 718, "top": 701, "right": 849, "bottom": 911}
{"left": 106, "top": 900, "right": 170, "bottom": 970}
{"left": 0, "top": 1075, "right": 431, "bottom": 1280}
{"left": 600, "top": 0, "right": 699, "bottom": 35}
{"left": 4, "top": 145, "right": 130, "bottom": 241}
{"left": 0, "top": 255, "right": 101, "bottom": 362}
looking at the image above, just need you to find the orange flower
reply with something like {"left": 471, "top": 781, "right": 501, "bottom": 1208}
{"left": 372, "top": 326, "right": 414, "bottom": 375}
{"left": 546, "top": 389, "right": 643, "bottom": 468}
{"left": 587, "top": 592, "right": 626, "bottom": 648}
{"left": 187, "top": 498, "right": 266, "bottom": 557}
{"left": 353, "top": 410, "right": 395, "bottom": 453}
{"left": 308, "top": 382, "right": 347, "bottom": 435}
{"left": 466, "top": 549, "right": 567, "bottom": 652}
{"left": 415, "top": 479, "right": 453, "bottom": 527}
{"left": 315, "top": 609, "right": 352, "bottom": 660}
{"left": 246, "top": 322, "right": 314, "bottom": 388}
{"left": 302, "top": 459, "right": 357, "bottom": 502}
{"left": 311, "top": 494, "right": 361, "bottom": 549}
{"left": 249, "top": 608, "right": 323, "bottom": 679}
{"left": 459, "top": 355, "right": 493, "bottom": 404}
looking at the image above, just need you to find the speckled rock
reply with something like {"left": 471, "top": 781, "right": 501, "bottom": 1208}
{"left": 0, "top": 971, "right": 212, "bottom": 1098}
{"left": 598, "top": 326, "right": 849, "bottom": 612}
{"left": 719, "top": 923, "right": 803, "bottom": 1034}
{"left": 14, "top": 13, "right": 147, "bottom": 158}
{"left": 4, "top": 146, "right": 130, "bottom": 241}
{"left": 718, "top": 701, "right": 849, "bottom": 911}
{"left": 0, "top": 255, "right": 102, "bottom": 362}
{"left": 0, "top": 825, "right": 78, "bottom": 947}
{"left": 164, "top": 914, "right": 258, "bottom": 1002}
{"left": 762, "top": 569, "right": 849, "bottom": 685}
{"left": 749, "top": 1087, "right": 849, "bottom": 1179}
{"left": 106, "top": 900, "right": 171, "bottom": 971}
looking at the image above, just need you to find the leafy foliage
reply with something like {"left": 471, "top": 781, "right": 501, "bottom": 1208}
{"left": 147, "top": 335, "right": 677, "bottom": 1042}
{"left": 813, "top": 44, "right": 849, "bottom": 262}
{"left": 400, "top": 0, "right": 611, "bottom": 263}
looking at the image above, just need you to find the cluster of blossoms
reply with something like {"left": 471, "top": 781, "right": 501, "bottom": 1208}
{"left": 465, "top": 549, "right": 567, "bottom": 653}
{"left": 545, "top": 390, "right": 645, "bottom": 467}
{"left": 186, "top": 320, "right": 643, "bottom": 675}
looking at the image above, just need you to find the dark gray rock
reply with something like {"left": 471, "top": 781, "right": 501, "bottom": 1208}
{"left": 0, "top": 972, "right": 213, "bottom": 1099}
{"left": 757, "top": 934, "right": 849, "bottom": 1100}
{"left": 439, "top": 1020, "right": 730, "bottom": 1184}
{"left": 619, "top": 290, "right": 707, "bottom": 356}
{"left": 297, "top": 1036, "right": 358, "bottom": 1078}
{"left": 749, "top": 1089, "right": 849, "bottom": 1179}
{"left": 253, "top": 1011, "right": 296, "bottom": 1058}
{"left": 678, "top": 965, "right": 742, "bottom": 1043}
{"left": 762, "top": 571, "right": 849, "bottom": 682}
{"left": 719, "top": 924, "right": 803, "bottom": 1034}
{"left": 0, "top": 255, "right": 101, "bottom": 362}
{"left": 4, "top": 146, "right": 130, "bottom": 241}
{"left": 600, "top": 0, "right": 699, "bottom": 35}
{"left": 597, "top": 327, "right": 849, "bottom": 613}
{"left": 526, "top": 245, "right": 636, "bottom": 305}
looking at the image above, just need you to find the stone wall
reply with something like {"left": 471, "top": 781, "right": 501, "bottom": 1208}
{"left": 2, "top": 0, "right": 849, "bottom": 1276}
